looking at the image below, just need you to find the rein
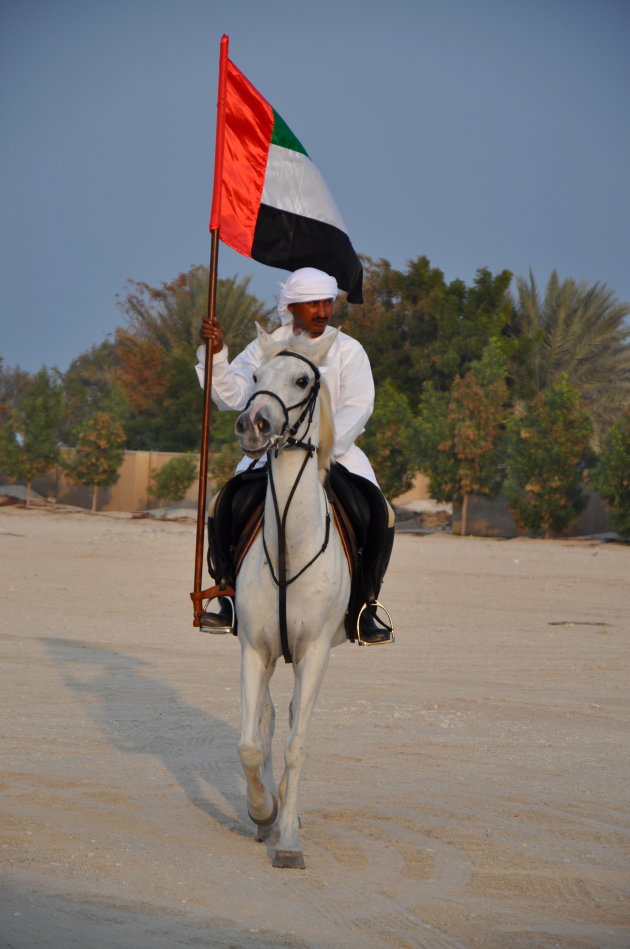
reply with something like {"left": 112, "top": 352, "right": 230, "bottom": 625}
{"left": 248, "top": 350, "right": 330, "bottom": 664}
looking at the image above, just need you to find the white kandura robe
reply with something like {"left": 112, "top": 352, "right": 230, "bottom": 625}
{"left": 195, "top": 324, "right": 378, "bottom": 484}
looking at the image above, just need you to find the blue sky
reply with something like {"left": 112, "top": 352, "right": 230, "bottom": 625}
{"left": 1, "top": 0, "right": 628, "bottom": 373}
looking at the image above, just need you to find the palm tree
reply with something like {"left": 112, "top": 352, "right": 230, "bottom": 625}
{"left": 117, "top": 266, "right": 274, "bottom": 355}
{"left": 510, "top": 271, "right": 630, "bottom": 436}
{"left": 112, "top": 267, "right": 274, "bottom": 451}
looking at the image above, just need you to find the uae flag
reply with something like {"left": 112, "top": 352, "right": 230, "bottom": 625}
{"left": 210, "top": 35, "right": 363, "bottom": 303}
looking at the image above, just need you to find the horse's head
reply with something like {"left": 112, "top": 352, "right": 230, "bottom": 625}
{"left": 235, "top": 325, "right": 335, "bottom": 468}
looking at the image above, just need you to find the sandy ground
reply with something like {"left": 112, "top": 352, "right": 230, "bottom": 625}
{"left": 0, "top": 505, "right": 628, "bottom": 949}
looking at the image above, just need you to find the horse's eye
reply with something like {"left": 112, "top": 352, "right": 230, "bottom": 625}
{"left": 296, "top": 375, "right": 309, "bottom": 389}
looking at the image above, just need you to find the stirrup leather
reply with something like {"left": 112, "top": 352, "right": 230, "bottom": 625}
{"left": 356, "top": 600, "right": 395, "bottom": 646}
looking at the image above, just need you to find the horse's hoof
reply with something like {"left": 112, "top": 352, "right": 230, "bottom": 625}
{"left": 273, "top": 850, "right": 306, "bottom": 869}
{"left": 255, "top": 824, "right": 274, "bottom": 843}
{"left": 248, "top": 794, "right": 277, "bottom": 830}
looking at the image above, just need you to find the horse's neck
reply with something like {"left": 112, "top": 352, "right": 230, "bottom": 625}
{"left": 267, "top": 447, "right": 323, "bottom": 505}
{"left": 265, "top": 447, "right": 327, "bottom": 542}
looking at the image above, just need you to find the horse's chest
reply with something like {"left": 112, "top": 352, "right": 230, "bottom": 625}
{"left": 236, "top": 533, "right": 349, "bottom": 626}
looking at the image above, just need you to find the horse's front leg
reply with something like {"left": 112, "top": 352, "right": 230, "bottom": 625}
{"left": 273, "top": 644, "right": 331, "bottom": 868}
{"left": 255, "top": 684, "right": 276, "bottom": 840}
{"left": 238, "top": 644, "right": 278, "bottom": 832}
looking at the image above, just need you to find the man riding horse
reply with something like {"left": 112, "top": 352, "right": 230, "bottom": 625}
{"left": 196, "top": 267, "right": 394, "bottom": 645}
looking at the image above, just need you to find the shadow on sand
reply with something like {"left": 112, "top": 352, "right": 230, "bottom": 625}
{"left": 44, "top": 636, "right": 251, "bottom": 838}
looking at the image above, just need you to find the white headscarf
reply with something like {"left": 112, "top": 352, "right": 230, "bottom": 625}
{"left": 277, "top": 268, "right": 339, "bottom": 325}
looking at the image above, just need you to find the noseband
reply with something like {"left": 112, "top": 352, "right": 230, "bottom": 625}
{"left": 242, "top": 350, "right": 321, "bottom": 455}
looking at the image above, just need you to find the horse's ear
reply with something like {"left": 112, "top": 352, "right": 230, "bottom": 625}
{"left": 309, "top": 328, "right": 337, "bottom": 365}
{"left": 255, "top": 322, "right": 275, "bottom": 359}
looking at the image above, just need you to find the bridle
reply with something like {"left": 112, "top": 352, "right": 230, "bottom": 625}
{"left": 243, "top": 350, "right": 331, "bottom": 664}
{"left": 241, "top": 349, "right": 322, "bottom": 456}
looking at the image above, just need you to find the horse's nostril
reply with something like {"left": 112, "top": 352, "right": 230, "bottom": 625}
{"left": 255, "top": 414, "right": 271, "bottom": 435}
{"left": 235, "top": 415, "right": 247, "bottom": 435}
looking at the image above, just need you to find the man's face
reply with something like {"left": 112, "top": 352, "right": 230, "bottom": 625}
{"left": 288, "top": 299, "right": 334, "bottom": 338}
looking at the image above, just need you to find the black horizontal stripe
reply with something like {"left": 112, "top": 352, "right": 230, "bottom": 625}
{"left": 252, "top": 205, "right": 363, "bottom": 303}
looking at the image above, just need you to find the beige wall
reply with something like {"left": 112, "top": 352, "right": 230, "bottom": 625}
{"left": 104, "top": 451, "right": 200, "bottom": 513}
{"left": 392, "top": 472, "right": 432, "bottom": 506}
{"left": 102, "top": 458, "right": 428, "bottom": 512}
{"left": 4, "top": 452, "right": 430, "bottom": 514}
{"left": 1, "top": 451, "right": 202, "bottom": 513}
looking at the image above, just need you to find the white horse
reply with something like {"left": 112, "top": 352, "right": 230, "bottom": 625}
{"left": 233, "top": 326, "right": 351, "bottom": 869}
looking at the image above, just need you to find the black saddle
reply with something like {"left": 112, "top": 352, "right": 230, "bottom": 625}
{"left": 208, "top": 467, "right": 267, "bottom": 589}
{"left": 327, "top": 465, "right": 391, "bottom": 640}
{"left": 208, "top": 463, "right": 390, "bottom": 641}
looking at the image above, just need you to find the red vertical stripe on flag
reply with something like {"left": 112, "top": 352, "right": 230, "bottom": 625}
{"left": 209, "top": 45, "right": 274, "bottom": 255}
{"left": 209, "top": 35, "right": 229, "bottom": 233}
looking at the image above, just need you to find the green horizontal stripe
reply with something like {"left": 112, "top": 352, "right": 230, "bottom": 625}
{"left": 271, "top": 110, "right": 308, "bottom": 157}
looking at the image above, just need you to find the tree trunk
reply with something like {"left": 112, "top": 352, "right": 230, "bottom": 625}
{"left": 91, "top": 484, "right": 98, "bottom": 513}
{"left": 460, "top": 493, "right": 469, "bottom": 536}
{"left": 26, "top": 480, "right": 32, "bottom": 508}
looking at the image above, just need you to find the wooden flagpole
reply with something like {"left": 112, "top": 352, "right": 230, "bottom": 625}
{"left": 190, "top": 35, "right": 230, "bottom": 626}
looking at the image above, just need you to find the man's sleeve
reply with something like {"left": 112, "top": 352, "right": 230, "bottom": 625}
{"left": 194, "top": 340, "right": 260, "bottom": 412}
{"left": 333, "top": 341, "right": 375, "bottom": 456}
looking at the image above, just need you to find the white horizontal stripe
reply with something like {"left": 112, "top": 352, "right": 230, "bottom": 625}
{"left": 262, "top": 144, "right": 347, "bottom": 233}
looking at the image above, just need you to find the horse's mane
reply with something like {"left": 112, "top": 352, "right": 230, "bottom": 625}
{"left": 316, "top": 381, "right": 334, "bottom": 476}
{"left": 260, "top": 334, "right": 335, "bottom": 475}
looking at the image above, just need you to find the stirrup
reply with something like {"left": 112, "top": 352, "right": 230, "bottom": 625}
{"left": 199, "top": 596, "right": 235, "bottom": 635}
{"left": 356, "top": 600, "right": 395, "bottom": 646}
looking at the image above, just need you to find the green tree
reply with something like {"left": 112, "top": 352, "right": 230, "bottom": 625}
{"left": 114, "top": 266, "right": 273, "bottom": 451}
{"left": 509, "top": 271, "right": 630, "bottom": 433}
{"left": 414, "top": 382, "right": 452, "bottom": 497}
{"left": 117, "top": 266, "right": 273, "bottom": 356}
{"left": 148, "top": 453, "right": 198, "bottom": 515}
{"left": 0, "top": 368, "right": 64, "bottom": 504}
{"left": 208, "top": 438, "right": 242, "bottom": 490}
{"left": 64, "top": 413, "right": 126, "bottom": 512}
{"left": 417, "top": 340, "right": 508, "bottom": 533}
{"left": 0, "top": 358, "right": 31, "bottom": 426}
{"left": 337, "top": 255, "right": 514, "bottom": 405}
{"left": 590, "top": 411, "right": 630, "bottom": 538}
{"left": 504, "top": 377, "right": 593, "bottom": 537}
{"left": 62, "top": 340, "right": 126, "bottom": 443}
{"left": 359, "top": 379, "right": 420, "bottom": 498}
